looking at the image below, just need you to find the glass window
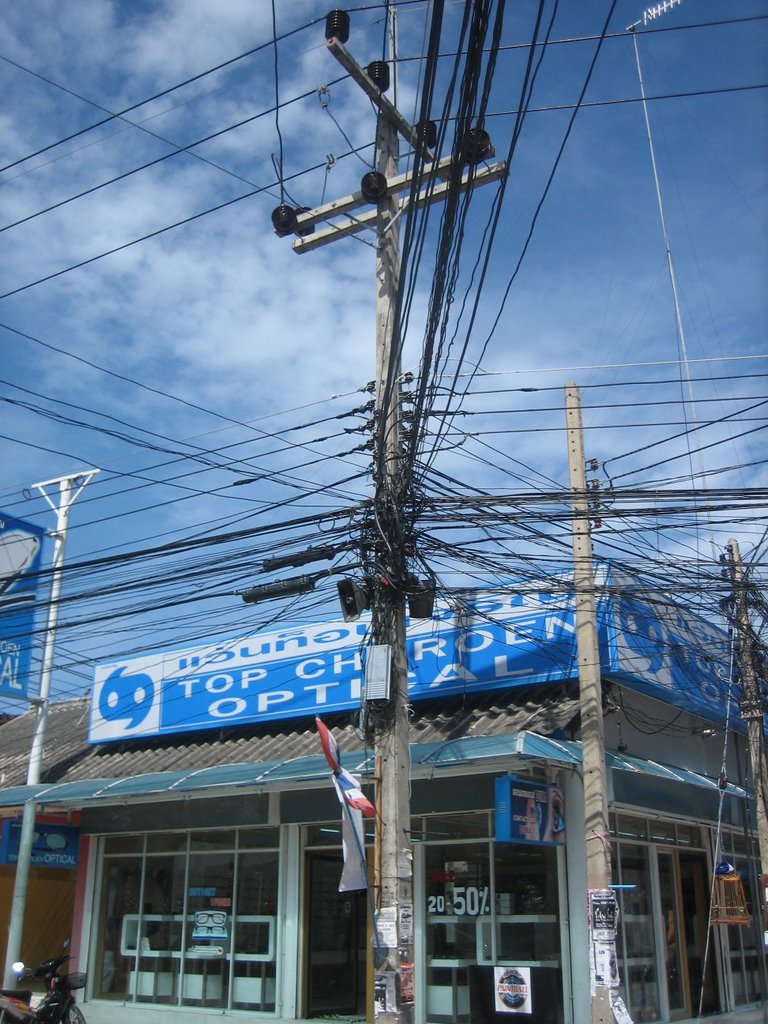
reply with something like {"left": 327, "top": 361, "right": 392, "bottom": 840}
{"left": 616, "top": 815, "right": 647, "bottom": 841}
{"left": 493, "top": 844, "right": 560, "bottom": 965}
{"left": 91, "top": 829, "right": 280, "bottom": 1011}
{"left": 146, "top": 832, "right": 188, "bottom": 853}
{"left": 92, "top": 855, "right": 143, "bottom": 1000}
{"left": 426, "top": 842, "right": 490, "bottom": 1024}
{"left": 181, "top": 853, "right": 234, "bottom": 1008}
{"left": 422, "top": 813, "right": 490, "bottom": 841}
{"left": 189, "top": 830, "right": 236, "bottom": 851}
{"left": 675, "top": 824, "right": 701, "bottom": 848}
{"left": 239, "top": 828, "right": 279, "bottom": 849}
{"left": 649, "top": 820, "right": 676, "bottom": 844}
{"left": 424, "top": 835, "right": 564, "bottom": 1023}
{"left": 718, "top": 835, "right": 762, "bottom": 1006}
{"left": 103, "top": 836, "right": 142, "bottom": 854}
{"left": 615, "top": 844, "right": 660, "bottom": 1022}
{"left": 232, "top": 851, "right": 279, "bottom": 1011}
{"left": 134, "top": 854, "right": 186, "bottom": 1005}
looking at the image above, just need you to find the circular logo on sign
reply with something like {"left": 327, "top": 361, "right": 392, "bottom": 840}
{"left": 98, "top": 665, "right": 156, "bottom": 728}
{"left": 497, "top": 968, "right": 527, "bottom": 1009}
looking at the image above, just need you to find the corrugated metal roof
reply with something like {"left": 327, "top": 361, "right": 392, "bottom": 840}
{"left": 0, "top": 687, "right": 742, "bottom": 810}
{"left": 0, "top": 686, "right": 581, "bottom": 788}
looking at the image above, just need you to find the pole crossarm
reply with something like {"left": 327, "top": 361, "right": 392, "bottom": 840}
{"left": 327, "top": 36, "right": 430, "bottom": 158}
{"left": 293, "top": 159, "right": 507, "bottom": 254}
{"left": 295, "top": 154, "right": 455, "bottom": 230}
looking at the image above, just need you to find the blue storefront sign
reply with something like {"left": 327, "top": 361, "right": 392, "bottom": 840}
{"left": 0, "top": 820, "right": 80, "bottom": 869}
{"left": 89, "top": 567, "right": 732, "bottom": 743}
{"left": 0, "top": 513, "right": 46, "bottom": 700}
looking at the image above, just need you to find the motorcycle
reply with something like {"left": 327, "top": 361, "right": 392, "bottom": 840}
{"left": 0, "top": 953, "right": 86, "bottom": 1024}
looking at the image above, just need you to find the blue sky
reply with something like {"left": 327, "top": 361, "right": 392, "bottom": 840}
{"left": 0, "top": 0, "right": 765, "bottom": 712}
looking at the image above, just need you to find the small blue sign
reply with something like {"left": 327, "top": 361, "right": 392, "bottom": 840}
{"left": 0, "top": 513, "right": 46, "bottom": 701}
{"left": 495, "top": 777, "right": 566, "bottom": 845}
{"left": 0, "top": 820, "right": 80, "bottom": 869}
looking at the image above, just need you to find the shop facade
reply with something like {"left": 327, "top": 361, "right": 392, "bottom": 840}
{"left": 1, "top": 575, "right": 765, "bottom": 1022}
{"left": 0, "top": 690, "right": 764, "bottom": 1024}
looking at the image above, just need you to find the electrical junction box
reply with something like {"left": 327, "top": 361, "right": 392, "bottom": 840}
{"left": 364, "top": 645, "right": 391, "bottom": 702}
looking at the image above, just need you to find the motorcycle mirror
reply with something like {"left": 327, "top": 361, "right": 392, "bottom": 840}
{"left": 11, "top": 961, "right": 25, "bottom": 974}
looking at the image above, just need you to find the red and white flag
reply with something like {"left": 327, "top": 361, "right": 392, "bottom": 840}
{"left": 332, "top": 777, "right": 368, "bottom": 892}
{"left": 316, "top": 716, "right": 342, "bottom": 774}
{"left": 335, "top": 766, "right": 376, "bottom": 817}
{"left": 316, "top": 717, "right": 375, "bottom": 891}
{"left": 315, "top": 716, "right": 374, "bottom": 815}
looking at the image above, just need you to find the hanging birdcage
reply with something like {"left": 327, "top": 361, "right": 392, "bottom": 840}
{"left": 710, "top": 866, "right": 750, "bottom": 926}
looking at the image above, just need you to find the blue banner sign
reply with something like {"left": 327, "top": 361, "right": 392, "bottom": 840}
{"left": 89, "top": 567, "right": 732, "bottom": 743}
{"left": 607, "top": 570, "right": 731, "bottom": 719}
{"left": 0, "top": 512, "right": 46, "bottom": 700}
{"left": 0, "top": 820, "right": 80, "bottom": 868}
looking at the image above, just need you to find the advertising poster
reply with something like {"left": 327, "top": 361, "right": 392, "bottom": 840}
{"left": 400, "top": 962, "right": 414, "bottom": 1004}
{"left": 374, "top": 971, "right": 398, "bottom": 1017}
{"left": 589, "top": 890, "right": 620, "bottom": 992}
{"left": 494, "top": 966, "right": 532, "bottom": 1014}
{"left": 495, "top": 777, "right": 565, "bottom": 845}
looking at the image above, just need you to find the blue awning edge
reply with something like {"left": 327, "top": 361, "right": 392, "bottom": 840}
{"left": 0, "top": 731, "right": 745, "bottom": 809}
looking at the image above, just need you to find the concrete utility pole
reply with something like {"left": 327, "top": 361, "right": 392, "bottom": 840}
{"left": 565, "top": 384, "right": 613, "bottom": 1024}
{"left": 726, "top": 538, "right": 768, "bottom": 873}
{"left": 276, "top": 12, "right": 506, "bottom": 1022}
{"left": 3, "top": 470, "right": 98, "bottom": 987}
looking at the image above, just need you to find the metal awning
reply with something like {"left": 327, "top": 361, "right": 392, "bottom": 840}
{"left": 411, "top": 732, "right": 744, "bottom": 797}
{"left": 0, "top": 731, "right": 744, "bottom": 809}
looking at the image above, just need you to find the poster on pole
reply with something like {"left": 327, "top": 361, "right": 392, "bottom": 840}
{"left": 0, "top": 512, "right": 46, "bottom": 700}
{"left": 589, "top": 889, "right": 620, "bottom": 993}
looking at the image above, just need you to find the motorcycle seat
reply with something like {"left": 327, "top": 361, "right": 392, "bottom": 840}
{"left": 0, "top": 987, "right": 32, "bottom": 1003}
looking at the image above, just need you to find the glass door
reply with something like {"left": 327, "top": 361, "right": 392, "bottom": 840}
{"left": 657, "top": 848, "right": 720, "bottom": 1019}
{"left": 615, "top": 843, "right": 660, "bottom": 1021}
{"left": 658, "top": 850, "right": 687, "bottom": 1018}
{"left": 305, "top": 851, "right": 367, "bottom": 1018}
{"left": 679, "top": 851, "right": 718, "bottom": 1015}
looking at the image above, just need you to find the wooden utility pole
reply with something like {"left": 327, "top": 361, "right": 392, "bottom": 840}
{"left": 565, "top": 384, "right": 613, "bottom": 1024}
{"left": 367, "top": 11, "right": 414, "bottom": 1022}
{"left": 726, "top": 538, "right": 768, "bottom": 873}
{"left": 279, "top": 13, "right": 506, "bottom": 1021}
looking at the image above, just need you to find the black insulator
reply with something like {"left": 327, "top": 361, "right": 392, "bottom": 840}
{"left": 325, "top": 10, "right": 350, "bottom": 44}
{"left": 418, "top": 120, "right": 437, "bottom": 149}
{"left": 366, "top": 60, "right": 390, "bottom": 93}
{"left": 463, "top": 127, "right": 493, "bottom": 165}
{"left": 271, "top": 204, "right": 298, "bottom": 237}
{"left": 360, "top": 171, "right": 388, "bottom": 203}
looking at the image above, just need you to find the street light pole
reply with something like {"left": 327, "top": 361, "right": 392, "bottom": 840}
{"left": 3, "top": 470, "right": 98, "bottom": 987}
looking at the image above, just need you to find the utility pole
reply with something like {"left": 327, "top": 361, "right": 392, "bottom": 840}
{"left": 725, "top": 538, "right": 768, "bottom": 873}
{"left": 3, "top": 470, "right": 98, "bottom": 987}
{"left": 565, "top": 384, "right": 613, "bottom": 1024}
{"left": 270, "top": 11, "right": 506, "bottom": 1022}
